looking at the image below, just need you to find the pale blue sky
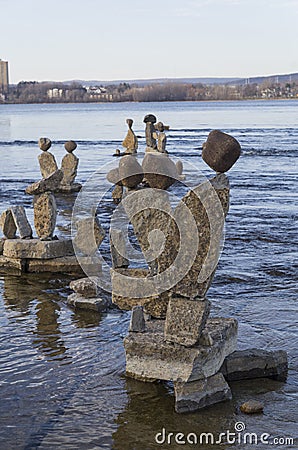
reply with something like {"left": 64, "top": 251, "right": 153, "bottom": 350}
{"left": 1, "top": 0, "right": 297, "bottom": 83}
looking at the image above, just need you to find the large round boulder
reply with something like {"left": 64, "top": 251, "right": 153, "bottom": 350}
{"left": 202, "top": 130, "right": 241, "bottom": 173}
{"left": 142, "top": 153, "right": 178, "bottom": 190}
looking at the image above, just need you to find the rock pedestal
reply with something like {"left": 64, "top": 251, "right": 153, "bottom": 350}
{"left": 33, "top": 192, "right": 57, "bottom": 240}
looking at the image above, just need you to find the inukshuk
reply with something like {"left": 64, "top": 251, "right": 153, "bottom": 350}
{"left": 117, "top": 129, "right": 288, "bottom": 413}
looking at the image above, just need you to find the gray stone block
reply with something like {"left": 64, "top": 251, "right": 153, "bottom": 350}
{"left": 164, "top": 297, "right": 211, "bottom": 347}
{"left": 129, "top": 306, "right": 146, "bottom": 332}
{"left": 221, "top": 348, "right": 288, "bottom": 382}
{"left": 174, "top": 373, "right": 232, "bottom": 413}
{"left": 3, "top": 238, "right": 74, "bottom": 259}
{"left": 0, "top": 210, "right": 17, "bottom": 239}
{"left": 124, "top": 317, "right": 238, "bottom": 383}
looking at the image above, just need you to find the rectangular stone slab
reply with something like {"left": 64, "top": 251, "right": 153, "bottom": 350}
{"left": 27, "top": 256, "right": 89, "bottom": 275}
{"left": 220, "top": 349, "right": 288, "bottom": 382}
{"left": 3, "top": 239, "right": 74, "bottom": 259}
{"left": 0, "top": 256, "right": 27, "bottom": 273}
{"left": 124, "top": 317, "right": 238, "bottom": 383}
{"left": 67, "top": 293, "right": 109, "bottom": 313}
{"left": 174, "top": 372, "right": 232, "bottom": 413}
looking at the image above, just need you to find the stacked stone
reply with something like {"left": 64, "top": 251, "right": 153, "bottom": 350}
{"left": 123, "top": 130, "right": 238, "bottom": 412}
{"left": 67, "top": 277, "right": 109, "bottom": 313}
{"left": 59, "top": 140, "right": 82, "bottom": 193}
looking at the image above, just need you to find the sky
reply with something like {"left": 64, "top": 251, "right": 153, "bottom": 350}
{"left": 1, "top": 0, "right": 298, "bottom": 84}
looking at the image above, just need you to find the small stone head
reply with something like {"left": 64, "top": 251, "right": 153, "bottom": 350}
{"left": 143, "top": 114, "right": 157, "bottom": 124}
{"left": 115, "top": 148, "right": 121, "bottom": 156}
{"left": 64, "top": 140, "right": 77, "bottom": 153}
{"left": 38, "top": 137, "right": 52, "bottom": 151}
{"left": 126, "top": 118, "right": 133, "bottom": 129}
{"left": 156, "top": 122, "right": 165, "bottom": 132}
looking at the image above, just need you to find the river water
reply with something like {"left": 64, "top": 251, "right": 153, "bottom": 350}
{"left": 0, "top": 101, "right": 297, "bottom": 449}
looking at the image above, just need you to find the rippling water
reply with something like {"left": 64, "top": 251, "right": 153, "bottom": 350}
{"left": 0, "top": 101, "right": 297, "bottom": 449}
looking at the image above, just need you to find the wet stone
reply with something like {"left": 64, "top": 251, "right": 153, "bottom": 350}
{"left": 69, "top": 277, "right": 100, "bottom": 298}
{"left": 240, "top": 400, "right": 264, "bottom": 414}
{"left": 202, "top": 129, "right": 241, "bottom": 173}
{"left": 124, "top": 318, "right": 238, "bottom": 383}
{"left": 174, "top": 373, "right": 232, "bottom": 413}
{"left": 0, "top": 210, "right": 17, "bottom": 239}
{"left": 9, "top": 206, "right": 32, "bottom": 239}
{"left": 221, "top": 348, "right": 288, "bottom": 382}
{"left": 67, "top": 293, "right": 109, "bottom": 313}
{"left": 164, "top": 297, "right": 211, "bottom": 347}
{"left": 33, "top": 192, "right": 57, "bottom": 240}
{"left": 129, "top": 306, "right": 146, "bottom": 333}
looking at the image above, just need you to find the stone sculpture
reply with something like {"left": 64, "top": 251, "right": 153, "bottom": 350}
{"left": 155, "top": 122, "right": 168, "bottom": 154}
{"left": 38, "top": 138, "right": 58, "bottom": 178}
{"left": 122, "top": 119, "right": 138, "bottom": 154}
{"left": 59, "top": 140, "right": 82, "bottom": 192}
{"left": 143, "top": 114, "right": 158, "bottom": 152}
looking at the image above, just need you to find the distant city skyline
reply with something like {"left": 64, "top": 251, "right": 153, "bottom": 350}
{"left": 1, "top": 0, "right": 298, "bottom": 84}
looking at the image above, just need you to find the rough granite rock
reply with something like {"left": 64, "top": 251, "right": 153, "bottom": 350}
{"left": 0, "top": 210, "right": 17, "bottom": 239}
{"left": 3, "top": 238, "right": 74, "bottom": 259}
{"left": 61, "top": 152, "right": 79, "bottom": 186}
{"left": 38, "top": 137, "right": 52, "bottom": 151}
{"left": 9, "top": 206, "right": 32, "bottom": 239}
{"left": 110, "top": 229, "right": 129, "bottom": 268}
{"left": 27, "top": 256, "right": 87, "bottom": 275}
{"left": 38, "top": 151, "right": 58, "bottom": 179}
{"left": 142, "top": 153, "right": 178, "bottom": 190}
{"left": 69, "top": 277, "right": 100, "bottom": 298}
{"left": 158, "top": 173, "right": 230, "bottom": 299}
{"left": 64, "top": 140, "right": 77, "bottom": 153}
{"left": 73, "top": 216, "right": 105, "bottom": 256}
{"left": 122, "top": 119, "right": 138, "bottom": 154}
{"left": 67, "top": 292, "right": 109, "bottom": 313}
{"left": 144, "top": 114, "right": 157, "bottom": 151}
{"left": 124, "top": 317, "right": 238, "bottom": 382}
{"left": 122, "top": 188, "right": 172, "bottom": 272}
{"left": 26, "top": 170, "right": 63, "bottom": 195}
{"left": 111, "top": 268, "right": 171, "bottom": 318}
{"left": 202, "top": 130, "right": 241, "bottom": 173}
{"left": 33, "top": 192, "right": 57, "bottom": 240}
{"left": 156, "top": 122, "right": 167, "bottom": 153}
{"left": 164, "top": 297, "right": 211, "bottom": 347}
{"left": 129, "top": 306, "right": 146, "bottom": 332}
{"left": 118, "top": 155, "right": 143, "bottom": 189}
{"left": 174, "top": 373, "right": 232, "bottom": 413}
{"left": 221, "top": 348, "right": 288, "bottom": 382}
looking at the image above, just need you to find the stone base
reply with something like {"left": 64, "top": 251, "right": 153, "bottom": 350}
{"left": 27, "top": 256, "right": 88, "bottom": 275}
{"left": 54, "top": 183, "right": 82, "bottom": 193}
{"left": 112, "top": 268, "right": 171, "bottom": 318}
{"left": 0, "top": 256, "right": 26, "bottom": 274}
{"left": 67, "top": 293, "right": 109, "bottom": 313}
{"left": 124, "top": 318, "right": 238, "bottom": 383}
{"left": 221, "top": 349, "right": 288, "bottom": 382}
{"left": 174, "top": 373, "right": 232, "bottom": 413}
{"left": 3, "top": 238, "right": 74, "bottom": 259}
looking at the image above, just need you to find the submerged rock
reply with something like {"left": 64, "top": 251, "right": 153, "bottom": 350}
{"left": 240, "top": 400, "right": 264, "bottom": 414}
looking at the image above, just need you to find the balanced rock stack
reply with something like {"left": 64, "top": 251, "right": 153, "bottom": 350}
{"left": 121, "top": 130, "right": 288, "bottom": 413}
{"left": 67, "top": 277, "right": 110, "bottom": 313}
{"left": 59, "top": 140, "right": 82, "bottom": 193}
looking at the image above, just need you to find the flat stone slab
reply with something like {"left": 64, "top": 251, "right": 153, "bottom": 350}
{"left": 0, "top": 256, "right": 26, "bottom": 273}
{"left": 53, "top": 183, "right": 82, "bottom": 193}
{"left": 27, "top": 256, "right": 87, "bottom": 275}
{"left": 67, "top": 293, "right": 109, "bottom": 313}
{"left": 221, "top": 348, "right": 288, "bottom": 382}
{"left": 3, "top": 238, "right": 74, "bottom": 259}
{"left": 124, "top": 317, "right": 238, "bottom": 383}
{"left": 164, "top": 297, "right": 211, "bottom": 347}
{"left": 174, "top": 373, "right": 232, "bottom": 413}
